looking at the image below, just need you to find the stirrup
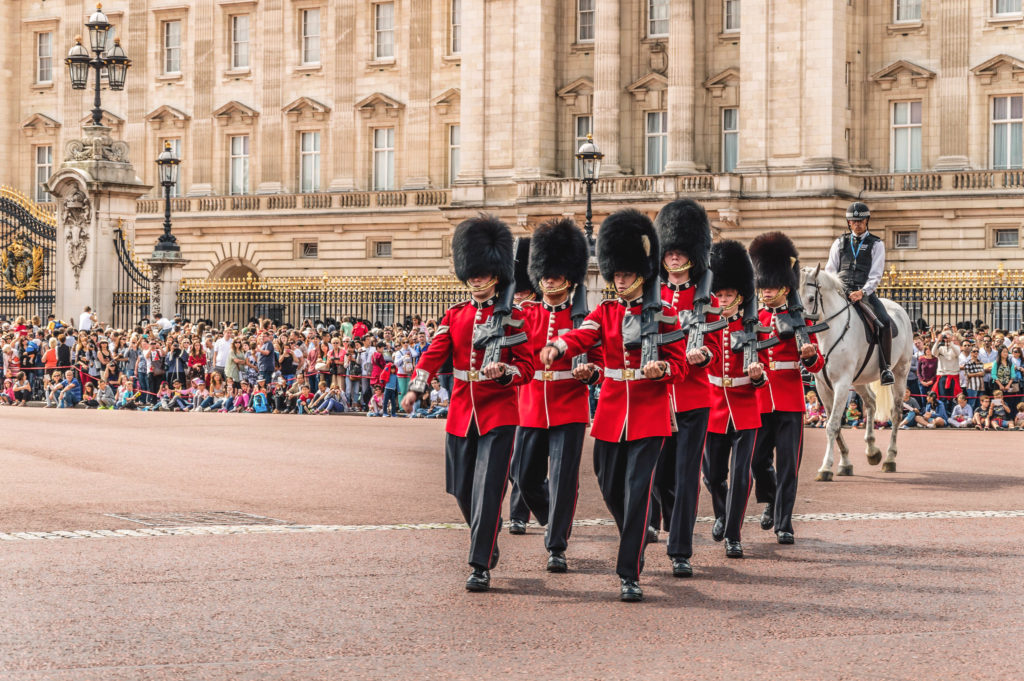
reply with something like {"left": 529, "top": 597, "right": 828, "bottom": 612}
{"left": 880, "top": 369, "right": 895, "bottom": 386}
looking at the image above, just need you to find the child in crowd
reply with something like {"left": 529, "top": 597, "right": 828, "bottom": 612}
{"left": 0, "top": 378, "right": 14, "bottom": 405}
{"left": 94, "top": 379, "right": 116, "bottom": 409}
{"left": 115, "top": 375, "right": 140, "bottom": 410}
{"left": 845, "top": 400, "right": 863, "bottom": 428}
{"left": 251, "top": 381, "right": 269, "bottom": 413}
{"left": 296, "top": 383, "right": 314, "bottom": 414}
{"left": 948, "top": 393, "right": 973, "bottom": 428}
{"left": 366, "top": 385, "right": 385, "bottom": 417}
{"left": 972, "top": 395, "right": 991, "bottom": 430}
{"left": 233, "top": 381, "right": 252, "bottom": 411}
{"left": 805, "top": 391, "right": 825, "bottom": 427}
{"left": 1015, "top": 402, "right": 1024, "bottom": 430}
{"left": 988, "top": 390, "right": 1012, "bottom": 430}
{"left": 917, "top": 393, "right": 947, "bottom": 428}
{"left": 170, "top": 379, "right": 192, "bottom": 411}
{"left": 191, "top": 379, "right": 210, "bottom": 411}
{"left": 80, "top": 382, "right": 97, "bottom": 408}
{"left": 220, "top": 382, "right": 238, "bottom": 412}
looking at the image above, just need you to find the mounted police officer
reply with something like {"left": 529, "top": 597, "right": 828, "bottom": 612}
{"left": 825, "top": 201, "right": 895, "bottom": 385}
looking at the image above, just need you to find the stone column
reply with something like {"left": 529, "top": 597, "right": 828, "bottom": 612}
{"left": 513, "top": 0, "right": 557, "bottom": 179}
{"left": 46, "top": 126, "right": 151, "bottom": 324}
{"left": 934, "top": 0, "right": 970, "bottom": 170}
{"left": 146, "top": 255, "right": 189, "bottom": 319}
{"left": 189, "top": 0, "right": 215, "bottom": 195}
{"left": 454, "top": 0, "right": 485, "bottom": 202}
{"left": 664, "top": 0, "right": 698, "bottom": 174}
{"left": 734, "top": 0, "right": 768, "bottom": 172}
{"left": 257, "top": 0, "right": 285, "bottom": 193}
{"left": 329, "top": 0, "right": 357, "bottom": 191}
{"left": 0, "top": 8, "right": 19, "bottom": 178}
{"left": 802, "top": 0, "right": 847, "bottom": 171}
{"left": 402, "top": 0, "right": 432, "bottom": 188}
{"left": 593, "top": 0, "right": 623, "bottom": 175}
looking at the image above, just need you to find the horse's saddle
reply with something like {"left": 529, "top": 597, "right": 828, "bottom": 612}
{"left": 852, "top": 300, "right": 899, "bottom": 344}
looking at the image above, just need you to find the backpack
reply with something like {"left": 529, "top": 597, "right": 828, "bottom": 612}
{"left": 252, "top": 392, "right": 268, "bottom": 413}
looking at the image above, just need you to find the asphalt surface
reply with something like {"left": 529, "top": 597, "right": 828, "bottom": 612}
{"left": 1, "top": 410, "right": 1023, "bottom": 680}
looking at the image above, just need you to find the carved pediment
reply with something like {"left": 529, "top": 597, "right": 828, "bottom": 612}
{"left": 971, "top": 54, "right": 1024, "bottom": 84}
{"left": 869, "top": 60, "right": 936, "bottom": 90}
{"left": 355, "top": 92, "right": 405, "bottom": 119}
{"left": 145, "top": 105, "right": 190, "bottom": 130}
{"left": 282, "top": 96, "right": 331, "bottom": 121}
{"left": 626, "top": 72, "right": 668, "bottom": 99}
{"left": 558, "top": 77, "right": 594, "bottom": 101}
{"left": 212, "top": 100, "right": 259, "bottom": 126}
{"left": 21, "top": 113, "right": 61, "bottom": 137}
{"left": 431, "top": 88, "right": 460, "bottom": 115}
{"left": 703, "top": 67, "right": 739, "bottom": 97}
{"left": 79, "top": 110, "right": 125, "bottom": 129}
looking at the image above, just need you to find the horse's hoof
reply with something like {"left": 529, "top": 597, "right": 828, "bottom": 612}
{"left": 881, "top": 461, "right": 896, "bottom": 473}
{"left": 815, "top": 471, "right": 834, "bottom": 482}
{"left": 866, "top": 451, "right": 882, "bottom": 466}
{"left": 837, "top": 465, "right": 854, "bottom": 476}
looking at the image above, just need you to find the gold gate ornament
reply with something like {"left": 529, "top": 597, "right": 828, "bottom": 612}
{"left": 1, "top": 240, "right": 45, "bottom": 300}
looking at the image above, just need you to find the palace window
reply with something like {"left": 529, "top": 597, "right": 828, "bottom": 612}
{"left": 894, "top": 0, "right": 921, "bottom": 22}
{"left": 36, "top": 32, "right": 53, "bottom": 83}
{"left": 891, "top": 101, "right": 922, "bottom": 173}
{"left": 229, "top": 135, "right": 250, "bottom": 195}
{"left": 724, "top": 0, "right": 741, "bottom": 32}
{"left": 645, "top": 111, "right": 668, "bottom": 175}
{"left": 722, "top": 108, "right": 739, "bottom": 172}
{"left": 994, "top": 0, "right": 1022, "bottom": 15}
{"left": 161, "top": 139, "right": 182, "bottom": 197}
{"left": 373, "top": 240, "right": 393, "bottom": 258}
{"left": 301, "top": 8, "right": 321, "bottom": 64}
{"left": 373, "top": 127, "right": 395, "bottom": 191}
{"left": 299, "top": 132, "right": 321, "bottom": 193}
{"left": 448, "top": 124, "right": 461, "bottom": 186}
{"left": 577, "top": 0, "right": 595, "bottom": 42}
{"left": 34, "top": 146, "right": 53, "bottom": 202}
{"left": 450, "top": 0, "right": 462, "bottom": 54}
{"left": 231, "top": 15, "right": 250, "bottom": 69}
{"left": 992, "top": 95, "right": 1023, "bottom": 170}
{"left": 575, "top": 115, "right": 593, "bottom": 153}
{"left": 893, "top": 231, "right": 918, "bottom": 249}
{"left": 994, "top": 228, "right": 1019, "bottom": 248}
{"left": 648, "top": 0, "right": 669, "bottom": 37}
{"left": 298, "top": 241, "right": 319, "bottom": 259}
{"left": 163, "top": 20, "right": 182, "bottom": 74}
{"left": 375, "top": 2, "right": 395, "bottom": 60}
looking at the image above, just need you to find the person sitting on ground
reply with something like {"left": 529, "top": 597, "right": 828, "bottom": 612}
{"left": 0, "top": 378, "right": 14, "bottom": 406}
{"left": 57, "top": 370, "right": 82, "bottom": 409}
{"left": 804, "top": 390, "right": 825, "bottom": 427}
{"left": 115, "top": 375, "right": 140, "bottom": 410}
{"left": 251, "top": 381, "right": 269, "bottom": 413}
{"left": 916, "top": 393, "right": 947, "bottom": 429}
{"left": 972, "top": 395, "right": 991, "bottom": 430}
{"left": 845, "top": 400, "right": 863, "bottom": 428}
{"left": 94, "top": 379, "right": 116, "bottom": 409}
{"left": 170, "top": 379, "right": 191, "bottom": 412}
{"left": 948, "top": 393, "right": 973, "bottom": 429}
{"left": 366, "top": 384, "right": 385, "bottom": 417}
{"left": 899, "top": 388, "right": 922, "bottom": 429}
{"left": 232, "top": 381, "right": 252, "bottom": 412}
{"left": 191, "top": 379, "right": 210, "bottom": 411}
{"left": 1015, "top": 402, "right": 1024, "bottom": 430}
{"left": 12, "top": 372, "right": 32, "bottom": 406}
{"left": 988, "top": 390, "right": 1012, "bottom": 430}
{"left": 80, "top": 381, "right": 98, "bottom": 408}
{"left": 314, "top": 384, "right": 349, "bottom": 414}
{"left": 295, "top": 382, "right": 314, "bottom": 414}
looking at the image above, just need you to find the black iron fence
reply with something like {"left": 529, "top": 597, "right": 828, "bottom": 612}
{"left": 877, "top": 267, "right": 1024, "bottom": 331}
{"left": 112, "top": 225, "right": 151, "bottom": 329}
{"left": 0, "top": 186, "right": 56, "bottom": 322}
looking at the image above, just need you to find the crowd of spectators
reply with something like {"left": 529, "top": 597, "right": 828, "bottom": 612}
{"left": 0, "top": 306, "right": 451, "bottom": 418}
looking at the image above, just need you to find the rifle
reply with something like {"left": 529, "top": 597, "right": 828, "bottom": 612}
{"left": 681, "top": 269, "right": 728, "bottom": 354}
{"left": 775, "top": 287, "right": 830, "bottom": 350}
{"left": 471, "top": 246, "right": 529, "bottom": 369}
{"left": 731, "top": 296, "right": 780, "bottom": 372}
{"left": 570, "top": 282, "right": 590, "bottom": 369}
{"left": 621, "top": 275, "right": 685, "bottom": 372}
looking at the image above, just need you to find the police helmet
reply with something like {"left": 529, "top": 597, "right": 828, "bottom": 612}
{"left": 846, "top": 202, "right": 870, "bottom": 221}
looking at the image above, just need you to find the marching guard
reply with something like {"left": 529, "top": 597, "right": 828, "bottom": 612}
{"left": 508, "top": 237, "right": 539, "bottom": 534}
{"left": 539, "top": 209, "right": 688, "bottom": 602}
{"left": 703, "top": 240, "right": 767, "bottom": 559}
{"left": 650, "top": 199, "right": 723, "bottom": 578}
{"left": 749, "top": 232, "right": 824, "bottom": 544}
{"left": 402, "top": 216, "right": 534, "bottom": 592}
{"left": 512, "top": 218, "right": 594, "bottom": 572}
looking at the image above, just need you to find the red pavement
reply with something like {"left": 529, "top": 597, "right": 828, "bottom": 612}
{"left": 1, "top": 410, "right": 1022, "bottom": 680}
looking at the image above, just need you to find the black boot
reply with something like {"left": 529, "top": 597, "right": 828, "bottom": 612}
{"left": 878, "top": 327, "right": 895, "bottom": 386}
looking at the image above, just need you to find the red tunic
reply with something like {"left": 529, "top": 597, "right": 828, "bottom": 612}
{"left": 518, "top": 299, "right": 592, "bottom": 428}
{"left": 708, "top": 315, "right": 767, "bottom": 433}
{"left": 756, "top": 307, "right": 826, "bottom": 414}
{"left": 412, "top": 298, "right": 534, "bottom": 437}
{"left": 661, "top": 281, "right": 721, "bottom": 413}
{"left": 555, "top": 298, "right": 688, "bottom": 442}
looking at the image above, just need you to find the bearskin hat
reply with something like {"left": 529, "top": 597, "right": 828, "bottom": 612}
{"left": 513, "top": 237, "right": 534, "bottom": 294}
{"left": 451, "top": 214, "right": 515, "bottom": 288}
{"left": 749, "top": 231, "right": 800, "bottom": 291}
{"left": 654, "top": 199, "right": 712, "bottom": 281}
{"left": 596, "top": 209, "right": 659, "bottom": 283}
{"left": 528, "top": 218, "right": 590, "bottom": 289}
{"left": 710, "top": 239, "right": 755, "bottom": 300}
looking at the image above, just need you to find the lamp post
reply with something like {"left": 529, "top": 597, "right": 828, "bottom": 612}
{"left": 575, "top": 133, "right": 604, "bottom": 247}
{"left": 153, "top": 141, "right": 181, "bottom": 256}
{"left": 65, "top": 4, "right": 130, "bottom": 126}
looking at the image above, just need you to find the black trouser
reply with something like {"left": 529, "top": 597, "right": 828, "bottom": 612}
{"left": 751, "top": 411, "right": 804, "bottom": 534}
{"left": 651, "top": 408, "right": 710, "bottom": 560}
{"left": 703, "top": 426, "right": 757, "bottom": 542}
{"left": 593, "top": 436, "right": 663, "bottom": 581}
{"left": 445, "top": 423, "right": 516, "bottom": 570}
{"left": 512, "top": 423, "right": 586, "bottom": 553}
{"left": 507, "top": 433, "right": 533, "bottom": 524}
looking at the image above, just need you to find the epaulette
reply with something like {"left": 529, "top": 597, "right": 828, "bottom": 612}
{"left": 599, "top": 299, "right": 617, "bottom": 307}
{"left": 451, "top": 300, "right": 472, "bottom": 311}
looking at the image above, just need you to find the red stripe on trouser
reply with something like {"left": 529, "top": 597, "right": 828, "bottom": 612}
{"left": 636, "top": 438, "right": 663, "bottom": 579}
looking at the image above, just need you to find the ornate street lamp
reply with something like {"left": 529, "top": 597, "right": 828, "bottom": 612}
{"left": 153, "top": 141, "right": 181, "bottom": 255}
{"left": 65, "top": 4, "right": 131, "bottom": 126}
{"left": 575, "top": 133, "right": 604, "bottom": 246}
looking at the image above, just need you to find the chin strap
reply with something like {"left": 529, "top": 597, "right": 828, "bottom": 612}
{"left": 467, "top": 277, "right": 498, "bottom": 293}
{"left": 619, "top": 276, "right": 644, "bottom": 300}
{"left": 665, "top": 262, "right": 692, "bottom": 274}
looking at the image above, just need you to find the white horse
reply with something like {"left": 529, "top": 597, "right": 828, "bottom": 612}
{"left": 798, "top": 266, "right": 914, "bottom": 481}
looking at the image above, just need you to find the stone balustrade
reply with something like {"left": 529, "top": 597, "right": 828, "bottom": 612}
{"left": 136, "top": 189, "right": 452, "bottom": 215}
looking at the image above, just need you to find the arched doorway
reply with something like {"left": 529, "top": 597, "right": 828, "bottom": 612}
{"left": 209, "top": 257, "right": 259, "bottom": 280}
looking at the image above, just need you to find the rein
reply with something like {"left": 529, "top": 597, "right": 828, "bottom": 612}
{"left": 808, "top": 277, "right": 855, "bottom": 391}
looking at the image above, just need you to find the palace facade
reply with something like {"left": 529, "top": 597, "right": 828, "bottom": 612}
{"left": 2, "top": 0, "right": 1024, "bottom": 279}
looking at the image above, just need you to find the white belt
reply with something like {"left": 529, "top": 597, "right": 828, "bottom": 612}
{"left": 603, "top": 368, "right": 647, "bottom": 381}
{"left": 533, "top": 370, "right": 575, "bottom": 381}
{"left": 768, "top": 361, "right": 798, "bottom": 370}
{"left": 453, "top": 368, "right": 487, "bottom": 382}
{"left": 709, "top": 375, "right": 751, "bottom": 388}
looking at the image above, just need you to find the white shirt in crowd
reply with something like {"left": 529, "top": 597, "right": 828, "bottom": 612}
{"left": 430, "top": 386, "right": 449, "bottom": 406}
{"left": 155, "top": 317, "right": 173, "bottom": 331}
{"left": 213, "top": 336, "right": 232, "bottom": 368}
{"left": 79, "top": 310, "right": 95, "bottom": 331}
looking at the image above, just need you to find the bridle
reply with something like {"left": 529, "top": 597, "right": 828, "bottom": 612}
{"left": 805, "top": 266, "right": 857, "bottom": 389}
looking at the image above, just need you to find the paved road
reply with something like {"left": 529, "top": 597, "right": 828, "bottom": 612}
{"left": 1, "top": 410, "right": 1022, "bottom": 680}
